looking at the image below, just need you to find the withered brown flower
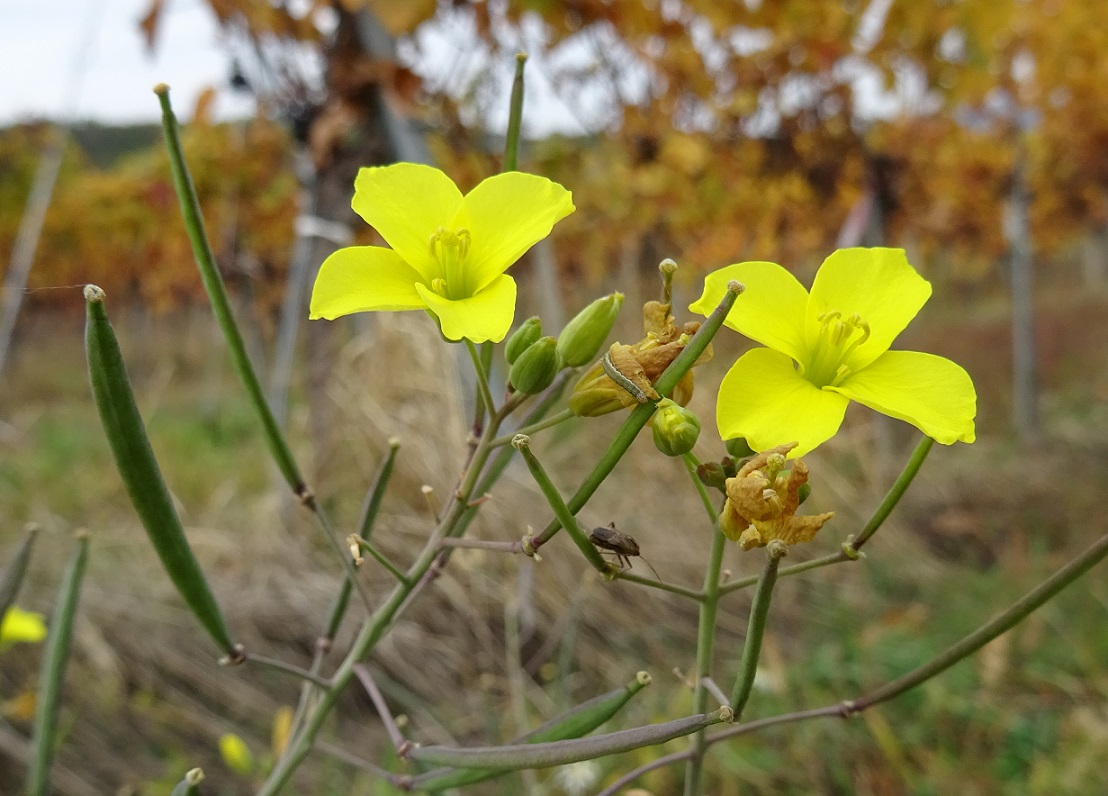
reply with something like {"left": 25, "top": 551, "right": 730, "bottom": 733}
{"left": 569, "top": 300, "right": 712, "bottom": 416}
{"left": 719, "top": 443, "right": 834, "bottom": 550}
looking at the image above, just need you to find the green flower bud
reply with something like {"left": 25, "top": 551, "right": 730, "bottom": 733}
{"left": 504, "top": 316, "right": 543, "bottom": 365}
{"left": 651, "top": 399, "right": 701, "bottom": 457}
{"left": 797, "top": 481, "right": 812, "bottom": 505}
{"left": 556, "top": 292, "right": 624, "bottom": 367}
{"left": 509, "top": 336, "right": 559, "bottom": 395}
{"left": 725, "top": 437, "right": 756, "bottom": 459}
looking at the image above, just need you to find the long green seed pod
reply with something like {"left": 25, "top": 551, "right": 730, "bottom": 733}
{"left": 0, "top": 523, "right": 38, "bottom": 623}
{"left": 84, "top": 285, "right": 236, "bottom": 655}
{"left": 154, "top": 84, "right": 306, "bottom": 500}
{"left": 415, "top": 672, "right": 652, "bottom": 791}
{"left": 27, "top": 532, "right": 89, "bottom": 796}
{"left": 503, "top": 52, "right": 527, "bottom": 173}
{"left": 169, "top": 768, "right": 205, "bottom": 795}
{"left": 409, "top": 706, "right": 730, "bottom": 771}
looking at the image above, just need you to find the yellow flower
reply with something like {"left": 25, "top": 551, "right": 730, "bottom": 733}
{"left": 219, "top": 733, "right": 255, "bottom": 776}
{"left": 0, "top": 606, "right": 47, "bottom": 649}
{"left": 719, "top": 443, "right": 835, "bottom": 549}
{"left": 691, "top": 248, "right": 977, "bottom": 456}
{"left": 310, "top": 163, "right": 574, "bottom": 343}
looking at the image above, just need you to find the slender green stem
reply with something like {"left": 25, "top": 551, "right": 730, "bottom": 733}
{"left": 683, "top": 517, "right": 728, "bottom": 795}
{"left": 28, "top": 532, "right": 89, "bottom": 796}
{"left": 503, "top": 53, "right": 527, "bottom": 173}
{"left": 315, "top": 742, "right": 398, "bottom": 781}
{"left": 243, "top": 652, "right": 331, "bottom": 688}
{"left": 681, "top": 450, "right": 726, "bottom": 794}
{"left": 0, "top": 523, "right": 38, "bottom": 622}
{"left": 534, "top": 282, "right": 742, "bottom": 549}
{"left": 352, "top": 665, "right": 409, "bottom": 753}
{"left": 324, "top": 440, "right": 400, "bottom": 641}
{"left": 169, "top": 768, "right": 205, "bottom": 796}
{"left": 471, "top": 342, "right": 495, "bottom": 446}
{"left": 701, "top": 677, "right": 729, "bottom": 706}
{"left": 465, "top": 338, "right": 497, "bottom": 418}
{"left": 854, "top": 527, "right": 1108, "bottom": 709}
{"left": 599, "top": 528, "right": 1108, "bottom": 796}
{"left": 351, "top": 537, "right": 410, "bottom": 586}
{"left": 291, "top": 440, "right": 404, "bottom": 769}
{"left": 441, "top": 373, "right": 573, "bottom": 548}
{"left": 718, "top": 434, "right": 936, "bottom": 597}
{"left": 729, "top": 542, "right": 786, "bottom": 717}
{"left": 852, "top": 434, "right": 934, "bottom": 548}
{"left": 611, "top": 569, "right": 705, "bottom": 601}
{"left": 154, "top": 85, "right": 304, "bottom": 498}
{"left": 306, "top": 496, "right": 376, "bottom": 614}
{"left": 514, "top": 437, "right": 610, "bottom": 573}
{"left": 412, "top": 673, "right": 652, "bottom": 791}
{"left": 155, "top": 87, "right": 372, "bottom": 617}
{"left": 683, "top": 452, "right": 719, "bottom": 526}
{"left": 491, "top": 408, "right": 575, "bottom": 447}
{"left": 439, "top": 537, "right": 525, "bottom": 553}
{"left": 409, "top": 708, "right": 731, "bottom": 770}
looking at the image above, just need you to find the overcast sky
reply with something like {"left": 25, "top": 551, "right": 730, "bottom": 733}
{"left": 2, "top": 0, "right": 271, "bottom": 125}
{"left": 0, "top": 0, "right": 599, "bottom": 134}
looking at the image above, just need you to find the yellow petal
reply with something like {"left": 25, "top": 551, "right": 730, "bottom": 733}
{"left": 717, "top": 348, "right": 850, "bottom": 457}
{"left": 807, "top": 248, "right": 932, "bottom": 371}
{"left": 829, "top": 350, "right": 977, "bottom": 445}
{"left": 0, "top": 606, "right": 47, "bottom": 646}
{"left": 690, "top": 262, "right": 809, "bottom": 365}
{"left": 352, "top": 163, "right": 464, "bottom": 280}
{"left": 453, "top": 172, "right": 574, "bottom": 293}
{"left": 309, "top": 246, "right": 427, "bottom": 320}
{"left": 415, "top": 273, "right": 517, "bottom": 343}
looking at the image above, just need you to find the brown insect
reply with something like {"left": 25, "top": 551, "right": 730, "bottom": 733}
{"left": 589, "top": 522, "right": 661, "bottom": 579}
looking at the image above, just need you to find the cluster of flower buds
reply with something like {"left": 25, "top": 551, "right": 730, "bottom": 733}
{"left": 651, "top": 399, "right": 701, "bottom": 456}
{"left": 505, "top": 293, "right": 624, "bottom": 395}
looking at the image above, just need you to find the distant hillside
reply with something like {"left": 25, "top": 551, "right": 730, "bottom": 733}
{"left": 68, "top": 121, "right": 163, "bottom": 168}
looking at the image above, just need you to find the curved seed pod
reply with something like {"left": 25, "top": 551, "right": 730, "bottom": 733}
{"left": 84, "top": 286, "right": 236, "bottom": 655}
{"left": 170, "top": 768, "right": 205, "bottom": 796}
{"left": 409, "top": 706, "right": 730, "bottom": 771}
{"left": 27, "top": 532, "right": 89, "bottom": 796}
{"left": 416, "top": 672, "right": 652, "bottom": 791}
{"left": 0, "top": 523, "right": 38, "bottom": 623}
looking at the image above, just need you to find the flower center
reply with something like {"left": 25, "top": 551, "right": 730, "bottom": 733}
{"left": 804, "top": 310, "right": 870, "bottom": 387}
{"left": 428, "top": 227, "right": 472, "bottom": 300}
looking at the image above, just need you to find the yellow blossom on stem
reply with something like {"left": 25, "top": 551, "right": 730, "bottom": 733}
{"left": 310, "top": 163, "right": 574, "bottom": 343}
{"left": 0, "top": 606, "right": 47, "bottom": 648}
{"left": 719, "top": 443, "right": 835, "bottom": 549}
{"left": 691, "top": 248, "right": 977, "bottom": 456}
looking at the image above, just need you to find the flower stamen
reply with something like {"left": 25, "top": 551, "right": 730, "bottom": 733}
{"left": 806, "top": 309, "right": 871, "bottom": 387}
{"left": 428, "top": 227, "right": 472, "bottom": 299}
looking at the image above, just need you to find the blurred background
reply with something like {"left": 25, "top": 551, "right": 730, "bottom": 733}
{"left": 2, "top": 1, "right": 1108, "bottom": 794}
